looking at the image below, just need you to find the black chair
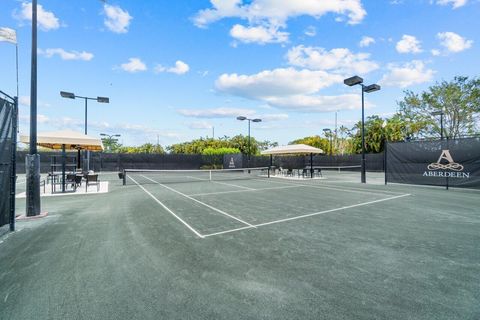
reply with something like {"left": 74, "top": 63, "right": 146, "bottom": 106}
{"left": 66, "top": 173, "right": 77, "bottom": 191}
{"left": 85, "top": 174, "right": 100, "bottom": 192}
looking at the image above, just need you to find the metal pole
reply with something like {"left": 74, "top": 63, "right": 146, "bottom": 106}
{"left": 61, "top": 144, "right": 66, "bottom": 193}
{"left": 247, "top": 119, "right": 251, "bottom": 167}
{"left": 84, "top": 97, "right": 90, "bottom": 170}
{"left": 26, "top": 0, "right": 41, "bottom": 216}
{"left": 440, "top": 113, "right": 444, "bottom": 141}
{"left": 361, "top": 85, "right": 366, "bottom": 183}
{"left": 10, "top": 97, "right": 18, "bottom": 231}
{"left": 384, "top": 139, "right": 387, "bottom": 185}
{"left": 334, "top": 111, "right": 337, "bottom": 154}
{"left": 15, "top": 42, "right": 19, "bottom": 98}
{"left": 310, "top": 153, "right": 313, "bottom": 178}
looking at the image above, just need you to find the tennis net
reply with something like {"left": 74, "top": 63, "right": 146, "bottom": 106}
{"left": 122, "top": 167, "right": 270, "bottom": 185}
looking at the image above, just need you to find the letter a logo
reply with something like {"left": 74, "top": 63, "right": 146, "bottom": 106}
{"left": 427, "top": 149, "right": 464, "bottom": 171}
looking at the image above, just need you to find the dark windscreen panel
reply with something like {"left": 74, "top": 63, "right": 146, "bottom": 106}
{"left": 386, "top": 138, "right": 480, "bottom": 189}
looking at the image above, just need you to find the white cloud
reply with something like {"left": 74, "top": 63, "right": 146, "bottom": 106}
{"left": 359, "top": 36, "right": 375, "bottom": 47}
{"left": 230, "top": 24, "right": 288, "bottom": 44}
{"left": 260, "top": 113, "right": 289, "bottom": 121}
{"left": 178, "top": 107, "right": 256, "bottom": 118}
{"left": 155, "top": 60, "right": 190, "bottom": 75}
{"left": 194, "top": 0, "right": 367, "bottom": 27}
{"left": 396, "top": 35, "right": 422, "bottom": 53}
{"left": 120, "top": 58, "right": 147, "bottom": 73}
{"left": 265, "top": 94, "right": 363, "bottom": 113}
{"left": 187, "top": 121, "right": 214, "bottom": 129}
{"left": 286, "top": 46, "right": 379, "bottom": 74}
{"left": 435, "top": 0, "right": 468, "bottom": 9}
{"left": 380, "top": 60, "right": 435, "bottom": 88}
{"left": 304, "top": 26, "right": 316, "bottom": 37}
{"left": 15, "top": 2, "right": 60, "bottom": 31}
{"left": 437, "top": 31, "right": 473, "bottom": 53}
{"left": 193, "top": 0, "right": 366, "bottom": 44}
{"left": 216, "top": 68, "right": 343, "bottom": 100}
{"left": 431, "top": 49, "right": 441, "bottom": 56}
{"left": 18, "top": 96, "right": 50, "bottom": 108}
{"left": 38, "top": 48, "right": 94, "bottom": 61}
{"left": 103, "top": 4, "right": 132, "bottom": 34}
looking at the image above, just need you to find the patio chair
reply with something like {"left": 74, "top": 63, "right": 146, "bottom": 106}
{"left": 85, "top": 174, "right": 100, "bottom": 192}
{"left": 66, "top": 173, "right": 77, "bottom": 191}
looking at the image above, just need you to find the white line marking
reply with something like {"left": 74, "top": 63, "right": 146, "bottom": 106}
{"left": 128, "top": 176, "right": 205, "bottom": 238}
{"left": 188, "top": 185, "right": 303, "bottom": 197}
{"left": 260, "top": 178, "right": 402, "bottom": 196}
{"left": 141, "top": 175, "right": 255, "bottom": 228}
{"left": 188, "top": 175, "right": 255, "bottom": 190}
{"left": 202, "top": 193, "right": 411, "bottom": 238}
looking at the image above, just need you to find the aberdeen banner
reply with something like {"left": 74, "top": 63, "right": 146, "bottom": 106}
{"left": 386, "top": 138, "right": 480, "bottom": 189}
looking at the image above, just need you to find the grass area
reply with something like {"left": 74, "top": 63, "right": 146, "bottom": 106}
{"left": 1, "top": 172, "right": 479, "bottom": 319}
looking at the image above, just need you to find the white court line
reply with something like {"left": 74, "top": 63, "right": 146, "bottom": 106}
{"left": 141, "top": 175, "right": 255, "bottom": 228}
{"left": 203, "top": 193, "right": 411, "bottom": 238}
{"left": 262, "top": 177, "right": 402, "bottom": 196}
{"left": 188, "top": 176, "right": 255, "bottom": 191}
{"left": 128, "top": 176, "right": 204, "bottom": 238}
{"left": 188, "top": 185, "right": 303, "bottom": 197}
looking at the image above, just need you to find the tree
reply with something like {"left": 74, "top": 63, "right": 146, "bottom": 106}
{"left": 289, "top": 136, "right": 330, "bottom": 153}
{"left": 117, "top": 143, "right": 165, "bottom": 154}
{"left": 398, "top": 76, "right": 480, "bottom": 139}
{"left": 101, "top": 137, "right": 122, "bottom": 152}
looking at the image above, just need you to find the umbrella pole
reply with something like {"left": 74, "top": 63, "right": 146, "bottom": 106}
{"left": 77, "top": 149, "right": 81, "bottom": 171}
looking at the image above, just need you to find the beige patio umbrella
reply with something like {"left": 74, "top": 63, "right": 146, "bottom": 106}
{"left": 20, "top": 130, "right": 104, "bottom": 151}
{"left": 261, "top": 144, "right": 324, "bottom": 178}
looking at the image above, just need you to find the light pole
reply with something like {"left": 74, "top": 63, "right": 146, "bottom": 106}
{"left": 344, "top": 75, "right": 381, "bottom": 184}
{"left": 100, "top": 133, "right": 121, "bottom": 152}
{"left": 431, "top": 111, "right": 444, "bottom": 140}
{"left": 61, "top": 91, "right": 109, "bottom": 170}
{"left": 236, "top": 116, "right": 262, "bottom": 167}
{"left": 323, "top": 128, "right": 332, "bottom": 155}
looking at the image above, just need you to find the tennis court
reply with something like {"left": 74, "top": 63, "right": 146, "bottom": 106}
{"left": 123, "top": 168, "right": 410, "bottom": 238}
{"left": 1, "top": 169, "right": 479, "bottom": 319}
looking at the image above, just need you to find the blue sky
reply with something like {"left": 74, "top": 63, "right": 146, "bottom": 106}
{"left": 0, "top": 0, "right": 478, "bottom": 147}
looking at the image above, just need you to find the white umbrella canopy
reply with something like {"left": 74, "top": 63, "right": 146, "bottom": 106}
{"left": 20, "top": 130, "right": 104, "bottom": 151}
{"left": 261, "top": 144, "right": 324, "bottom": 155}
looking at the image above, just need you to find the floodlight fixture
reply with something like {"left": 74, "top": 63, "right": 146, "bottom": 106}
{"left": 343, "top": 76, "right": 363, "bottom": 87}
{"left": 60, "top": 91, "right": 75, "bottom": 99}
{"left": 363, "top": 84, "right": 381, "bottom": 93}
{"left": 252, "top": 118, "right": 262, "bottom": 123}
{"left": 97, "top": 96, "right": 110, "bottom": 103}
{"left": 236, "top": 116, "right": 247, "bottom": 121}
{"left": 431, "top": 111, "right": 443, "bottom": 116}
{"left": 344, "top": 75, "right": 381, "bottom": 183}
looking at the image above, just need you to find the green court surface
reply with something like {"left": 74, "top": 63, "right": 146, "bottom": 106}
{"left": 1, "top": 172, "right": 479, "bottom": 319}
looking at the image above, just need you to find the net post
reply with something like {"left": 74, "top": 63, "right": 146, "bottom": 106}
{"left": 268, "top": 167, "right": 270, "bottom": 178}
{"left": 122, "top": 169, "right": 126, "bottom": 185}
{"left": 209, "top": 170, "right": 212, "bottom": 181}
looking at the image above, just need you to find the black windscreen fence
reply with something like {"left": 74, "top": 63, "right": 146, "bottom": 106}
{"left": 386, "top": 138, "right": 480, "bottom": 189}
{"left": 0, "top": 95, "right": 17, "bottom": 233}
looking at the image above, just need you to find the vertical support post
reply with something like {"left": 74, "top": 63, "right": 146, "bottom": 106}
{"left": 440, "top": 113, "right": 444, "bottom": 141}
{"left": 84, "top": 97, "right": 90, "bottom": 171}
{"left": 247, "top": 119, "right": 251, "bottom": 167}
{"left": 61, "top": 144, "right": 66, "bottom": 193}
{"left": 122, "top": 169, "right": 126, "bottom": 186}
{"left": 10, "top": 97, "right": 18, "bottom": 231}
{"left": 26, "top": 0, "right": 41, "bottom": 216}
{"left": 384, "top": 140, "right": 388, "bottom": 185}
{"left": 310, "top": 153, "right": 313, "bottom": 178}
{"left": 361, "top": 85, "right": 366, "bottom": 184}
